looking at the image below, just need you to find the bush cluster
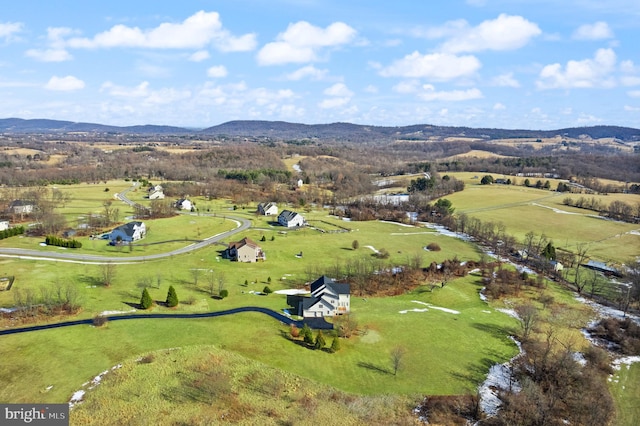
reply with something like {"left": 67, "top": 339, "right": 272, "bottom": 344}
{"left": 45, "top": 235, "right": 82, "bottom": 248}
{"left": 0, "top": 226, "right": 24, "bottom": 240}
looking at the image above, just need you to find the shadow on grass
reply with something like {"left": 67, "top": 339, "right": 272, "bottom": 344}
{"left": 472, "top": 322, "right": 517, "bottom": 341}
{"left": 357, "top": 361, "right": 392, "bottom": 375}
{"left": 449, "top": 356, "right": 502, "bottom": 384}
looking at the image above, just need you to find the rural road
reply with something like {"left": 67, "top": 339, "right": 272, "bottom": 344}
{"left": 0, "top": 184, "right": 252, "bottom": 264}
{"left": 0, "top": 306, "right": 312, "bottom": 336}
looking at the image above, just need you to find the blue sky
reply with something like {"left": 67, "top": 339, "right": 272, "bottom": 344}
{"left": 1, "top": 0, "right": 639, "bottom": 129}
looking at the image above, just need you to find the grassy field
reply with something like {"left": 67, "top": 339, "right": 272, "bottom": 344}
{"left": 0, "top": 180, "right": 636, "bottom": 423}
{"left": 0, "top": 273, "right": 520, "bottom": 404}
{"left": 610, "top": 362, "right": 640, "bottom": 426}
{"left": 69, "top": 345, "right": 418, "bottom": 425}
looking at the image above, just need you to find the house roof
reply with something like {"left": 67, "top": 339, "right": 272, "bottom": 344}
{"left": 9, "top": 200, "right": 33, "bottom": 207}
{"left": 259, "top": 202, "right": 277, "bottom": 210}
{"left": 228, "top": 237, "right": 260, "bottom": 250}
{"left": 113, "top": 221, "right": 144, "bottom": 237}
{"left": 278, "top": 209, "right": 300, "bottom": 221}
{"left": 310, "top": 275, "right": 350, "bottom": 295}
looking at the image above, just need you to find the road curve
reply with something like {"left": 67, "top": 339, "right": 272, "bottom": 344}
{"left": 0, "top": 307, "right": 310, "bottom": 335}
{"left": 0, "top": 184, "right": 251, "bottom": 263}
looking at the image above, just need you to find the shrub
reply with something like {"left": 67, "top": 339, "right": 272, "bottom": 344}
{"left": 302, "top": 324, "right": 314, "bottom": 345}
{"left": 290, "top": 324, "right": 300, "bottom": 338}
{"left": 426, "top": 242, "right": 441, "bottom": 251}
{"left": 140, "top": 288, "right": 153, "bottom": 309}
{"left": 166, "top": 285, "right": 179, "bottom": 307}
{"left": 330, "top": 335, "right": 341, "bottom": 353}
{"left": 262, "top": 286, "right": 272, "bottom": 294}
{"left": 219, "top": 289, "right": 229, "bottom": 298}
{"left": 93, "top": 315, "right": 108, "bottom": 327}
{"left": 314, "top": 330, "right": 326, "bottom": 350}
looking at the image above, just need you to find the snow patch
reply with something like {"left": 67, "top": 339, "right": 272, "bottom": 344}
{"left": 69, "top": 363, "right": 122, "bottom": 409}
{"left": 99, "top": 309, "right": 136, "bottom": 316}
{"left": 364, "top": 245, "right": 379, "bottom": 254}
{"left": 399, "top": 300, "right": 460, "bottom": 315}
{"left": 478, "top": 336, "right": 523, "bottom": 417}
{"left": 274, "top": 289, "right": 309, "bottom": 295}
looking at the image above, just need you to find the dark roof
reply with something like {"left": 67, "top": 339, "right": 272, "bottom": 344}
{"left": 310, "top": 275, "right": 334, "bottom": 292}
{"left": 278, "top": 209, "right": 299, "bottom": 221}
{"left": 113, "top": 221, "right": 144, "bottom": 237}
{"left": 9, "top": 200, "right": 33, "bottom": 207}
{"left": 228, "top": 237, "right": 260, "bottom": 249}
{"left": 310, "top": 275, "right": 350, "bottom": 295}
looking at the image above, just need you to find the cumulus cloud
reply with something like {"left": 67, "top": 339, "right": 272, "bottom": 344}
{"left": 491, "top": 73, "right": 520, "bottom": 87}
{"left": 381, "top": 52, "right": 480, "bottom": 80}
{"left": 418, "top": 85, "right": 483, "bottom": 101}
{"left": 207, "top": 65, "right": 228, "bottom": 78}
{"left": 44, "top": 75, "right": 85, "bottom": 91}
{"left": 536, "top": 48, "right": 617, "bottom": 89}
{"left": 0, "top": 22, "right": 23, "bottom": 42}
{"left": 101, "top": 81, "right": 191, "bottom": 105}
{"left": 392, "top": 80, "right": 420, "bottom": 94}
{"left": 285, "top": 65, "right": 328, "bottom": 81}
{"left": 440, "top": 14, "right": 541, "bottom": 53}
{"left": 64, "top": 11, "right": 256, "bottom": 52}
{"left": 572, "top": 22, "right": 614, "bottom": 40}
{"left": 257, "top": 21, "right": 356, "bottom": 66}
{"left": 189, "top": 50, "right": 210, "bottom": 62}
{"left": 25, "top": 49, "right": 73, "bottom": 62}
{"left": 318, "top": 83, "right": 353, "bottom": 109}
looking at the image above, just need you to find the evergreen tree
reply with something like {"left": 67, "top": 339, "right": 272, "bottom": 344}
{"left": 262, "top": 286, "right": 272, "bottom": 294}
{"left": 166, "top": 285, "right": 179, "bottom": 307}
{"left": 302, "top": 324, "right": 314, "bottom": 345}
{"left": 330, "top": 335, "right": 340, "bottom": 353}
{"left": 541, "top": 242, "right": 556, "bottom": 260}
{"left": 140, "top": 288, "right": 153, "bottom": 309}
{"left": 314, "top": 330, "right": 326, "bottom": 350}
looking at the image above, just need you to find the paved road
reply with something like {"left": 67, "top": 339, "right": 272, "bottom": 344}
{"left": 0, "top": 306, "right": 314, "bottom": 336}
{"left": 0, "top": 185, "right": 251, "bottom": 263}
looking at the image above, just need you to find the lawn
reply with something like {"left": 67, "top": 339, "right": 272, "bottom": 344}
{"left": 0, "top": 273, "right": 520, "bottom": 405}
{"left": 610, "top": 361, "right": 640, "bottom": 426}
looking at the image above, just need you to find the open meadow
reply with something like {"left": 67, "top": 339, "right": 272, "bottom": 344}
{"left": 0, "top": 179, "right": 636, "bottom": 424}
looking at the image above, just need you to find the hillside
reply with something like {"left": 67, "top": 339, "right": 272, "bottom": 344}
{"left": 1, "top": 117, "right": 639, "bottom": 142}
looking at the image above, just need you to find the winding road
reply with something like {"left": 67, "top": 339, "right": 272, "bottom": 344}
{"left": 0, "top": 184, "right": 251, "bottom": 264}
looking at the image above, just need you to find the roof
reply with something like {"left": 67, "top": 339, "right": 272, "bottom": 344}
{"left": 278, "top": 209, "right": 300, "bottom": 221}
{"left": 9, "top": 200, "right": 33, "bottom": 207}
{"left": 113, "top": 221, "right": 144, "bottom": 237}
{"left": 310, "top": 275, "right": 350, "bottom": 295}
{"left": 228, "top": 237, "right": 260, "bottom": 250}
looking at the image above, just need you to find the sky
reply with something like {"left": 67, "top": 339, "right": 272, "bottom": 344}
{"left": 1, "top": 0, "right": 639, "bottom": 129}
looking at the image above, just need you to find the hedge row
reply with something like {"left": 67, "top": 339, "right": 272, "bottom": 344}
{"left": 0, "top": 226, "right": 24, "bottom": 240}
{"left": 45, "top": 235, "right": 83, "bottom": 248}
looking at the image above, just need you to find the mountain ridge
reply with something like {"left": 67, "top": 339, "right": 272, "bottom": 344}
{"left": 1, "top": 117, "right": 639, "bottom": 142}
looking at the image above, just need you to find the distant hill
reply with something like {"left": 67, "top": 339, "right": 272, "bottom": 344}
{"left": 0, "top": 118, "right": 190, "bottom": 134}
{"left": 200, "top": 121, "right": 640, "bottom": 142}
{"left": 1, "top": 117, "right": 639, "bottom": 142}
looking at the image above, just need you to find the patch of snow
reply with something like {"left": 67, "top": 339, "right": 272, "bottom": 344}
{"left": 575, "top": 296, "right": 640, "bottom": 324}
{"left": 292, "top": 164, "right": 302, "bottom": 172}
{"left": 573, "top": 352, "right": 587, "bottom": 366}
{"left": 420, "top": 222, "right": 473, "bottom": 241}
{"left": 274, "top": 289, "right": 309, "bottom": 295}
{"left": 530, "top": 202, "right": 581, "bottom": 215}
{"left": 496, "top": 308, "right": 520, "bottom": 320}
{"left": 364, "top": 245, "right": 379, "bottom": 254}
{"left": 69, "top": 390, "right": 85, "bottom": 409}
{"left": 380, "top": 219, "right": 415, "bottom": 227}
{"left": 99, "top": 309, "right": 136, "bottom": 316}
{"left": 612, "top": 356, "right": 640, "bottom": 370}
{"left": 478, "top": 336, "right": 523, "bottom": 417}
{"left": 402, "top": 300, "right": 461, "bottom": 314}
{"left": 399, "top": 308, "right": 429, "bottom": 314}
{"left": 479, "top": 287, "right": 488, "bottom": 302}
{"left": 69, "top": 363, "right": 122, "bottom": 410}
{"left": 482, "top": 310, "right": 492, "bottom": 314}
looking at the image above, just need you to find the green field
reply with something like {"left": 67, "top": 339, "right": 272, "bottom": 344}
{"left": 610, "top": 361, "right": 640, "bottom": 426}
{"left": 0, "top": 179, "right": 636, "bottom": 424}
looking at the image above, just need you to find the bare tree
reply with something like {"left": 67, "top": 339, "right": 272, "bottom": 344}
{"left": 515, "top": 304, "right": 539, "bottom": 340}
{"left": 99, "top": 263, "right": 117, "bottom": 287}
{"left": 573, "top": 243, "right": 590, "bottom": 294}
{"left": 190, "top": 268, "right": 202, "bottom": 288}
{"left": 391, "top": 346, "right": 407, "bottom": 376}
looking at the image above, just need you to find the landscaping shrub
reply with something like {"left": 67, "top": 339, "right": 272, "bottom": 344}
{"left": 140, "top": 288, "right": 153, "bottom": 309}
{"left": 92, "top": 315, "right": 108, "bottom": 327}
{"left": 426, "top": 242, "right": 441, "bottom": 251}
{"left": 0, "top": 226, "right": 25, "bottom": 240}
{"left": 45, "top": 235, "right": 82, "bottom": 248}
{"left": 330, "top": 335, "right": 340, "bottom": 353}
{"left": 262, "top": 286, "right": 272, "bottom": 294}
{"left": 219, "top": 289, "right": 228, "bottom": 298}
{"left": 314, "top": 330, "right": 326, "bottom": 350}
{"left": 166, "top": 285, "right": 179, "bottom": 307}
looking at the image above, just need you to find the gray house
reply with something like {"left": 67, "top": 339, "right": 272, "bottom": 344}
{"left": 109, "top": 221, "right": 146, "bottom": 244}
{"left": 277, "top": 210, "right": 305, "bottom": 228}
{"left": 288, "top": 276, "right": 350, "bottom": 318}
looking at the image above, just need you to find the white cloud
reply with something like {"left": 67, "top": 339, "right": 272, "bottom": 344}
{"left": 0, "top": 22, "right": 23, "bottom": 41}
{"left": 207, "top": 65, "right": 228, "bottom": 78}
{"left": 624, "top": 105, "right": 640, "bottom": 111}
{"left": 380, "top": 52, "right": 481, "bottom": 80}
{"left": 189, "top": 50, "right": 210, "bottom": 62}
{"left": 419, "top": 85, "right": 483, "bottom": 101}
{"left": 440, "top": 14, "right": 541, "bottom": 53}
{"left": 491, "top": 72, "right": 520, "bottom": 88}
{"left": 285, "top": 65, "right": 328, "bottom": 81}
{"left": 572, "top": 22, "right": 614, "bottom": 40}
{"left": 324, "top": 83, "right": 353, "bottom": 97}
{"left": 318, "top": 97, "right": 351, "bottom": 109}
{"left": 257, "top": 21, "right": 356, "bottom": 65}
{"left": 44, "top": 75, "right": 85, "bottom": 91}
{"left": 364, "top": 85, "right": 378, "bottom": 93}
{"left": 536, "top": 48, "right": 617, "bottom": 89}
{"left": 493, "top": 103, "right": 506, "bottom": 110}
{"left": 393, "top": 80, "right": 420, "bottom": 94}
{"left": 628, "top": 90, "right": 640, "bottom": 98}
{"left": 101, "top": 81, "right": 190, "bottom": 105}
{"left": 621, "top": 76, "right": 640, "bottom": 86}
{"left": 25, "top": 49, "right": 73, "bottom": 62}
{"left": 64, "top": 11, "right": 256, "bottom": 52}
{"left": 620, "top": 60, "right": 638, "bottom": 73}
